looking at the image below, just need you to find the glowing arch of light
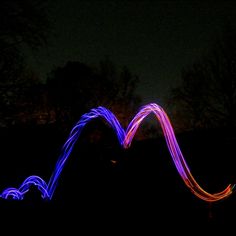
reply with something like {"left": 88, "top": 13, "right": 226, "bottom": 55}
{"left": 0, "top": 103, "right": 234, "bottom": 202}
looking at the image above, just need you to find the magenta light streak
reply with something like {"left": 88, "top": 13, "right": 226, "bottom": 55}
{"left": 0, "top": 103, "right": 234, "bottom": 202}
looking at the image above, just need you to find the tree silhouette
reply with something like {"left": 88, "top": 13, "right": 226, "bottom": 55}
{"left": 46, "top": 58, "right": 141, "bottom": 129}
{"left": 0, "top": 0, "right": 50, "bottom": 127}
{"left": 170, "top": 24, "right": 236, "bottom": 131}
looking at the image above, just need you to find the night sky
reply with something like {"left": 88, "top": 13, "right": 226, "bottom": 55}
{"left": 26, "top": 0, "right": 236, "bottom": 105}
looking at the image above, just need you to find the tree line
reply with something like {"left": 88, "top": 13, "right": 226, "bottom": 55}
{"left": 1, "top": 1, "right": 236, "bottom": 137}
{"left": 169, "top": 23, "right": 236, "bottom": 133}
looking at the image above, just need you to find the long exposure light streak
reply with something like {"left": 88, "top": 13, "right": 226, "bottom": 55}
{"left": 0, "top": 103, "right": 234, "bottom": 202}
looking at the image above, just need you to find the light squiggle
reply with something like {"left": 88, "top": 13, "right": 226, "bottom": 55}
{"left": 0, "top": 103, "right": 234, "bottom": 202}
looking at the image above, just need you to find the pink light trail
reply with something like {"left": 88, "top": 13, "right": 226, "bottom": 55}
{"left": 0, "top": 103, "right": 234, "bottom": 202}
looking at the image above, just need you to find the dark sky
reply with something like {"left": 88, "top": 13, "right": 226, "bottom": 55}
{"left": 26, "top": 0, "right": 236, "bottom": 105}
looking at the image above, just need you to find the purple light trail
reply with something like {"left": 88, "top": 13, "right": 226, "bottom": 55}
{"left": 0, "top": 103, "right": 234, "bottom": 202}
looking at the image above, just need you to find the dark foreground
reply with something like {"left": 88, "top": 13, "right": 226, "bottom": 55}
{"left": 0, "top": 126, "right": 236, "bottom": 232}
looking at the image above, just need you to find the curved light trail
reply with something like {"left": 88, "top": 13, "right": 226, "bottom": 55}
{"left": 0, "top": 103, "right": 234, "bottom": 202}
